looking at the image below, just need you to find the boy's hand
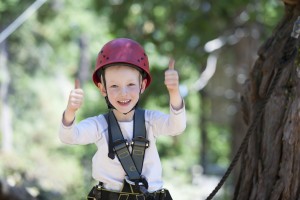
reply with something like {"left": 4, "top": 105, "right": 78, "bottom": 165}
{"left": 67, "top": 79, "right": 84, "bottom": 113}
{"left": 165, "top": 58, "right": 179, "bottom": 94}
{"left": 63, "top": 79, "right": 84, "bottom": 126}
{"left": 164, "top": 58, "right": 183, "bottom": 110}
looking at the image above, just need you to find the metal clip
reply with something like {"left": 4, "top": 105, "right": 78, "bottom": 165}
{"left": 96, "top": 184, "right": 102, "bottom": 190}
{"left": 158, "top": 189, "right": 166, "bottom": 200}
{"left": 93, "top": 184, "right": 102, "bottom": 199}
{"left": 291, "top": 16, "right": 300, "bottom": 39}
{"left": 131, "top": 137, "right": 150, "bottom": 148}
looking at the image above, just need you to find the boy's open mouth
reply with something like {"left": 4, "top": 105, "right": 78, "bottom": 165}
{"left": 118, "top": 100, "right": 131, "bottom": 105}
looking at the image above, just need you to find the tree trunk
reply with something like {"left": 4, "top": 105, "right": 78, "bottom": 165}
{"left": 234, "top": 2, "right": 300, "bottom": 200}
{"left": 76, "top": 35, "right": 90, "bottom": 85}
{"left": 230, "top": 24, "right": 261, "bottom": 189}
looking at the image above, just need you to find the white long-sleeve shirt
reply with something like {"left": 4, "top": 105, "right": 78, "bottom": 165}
{"left": 59, "top": 105, "right": 186, "bottom": 192}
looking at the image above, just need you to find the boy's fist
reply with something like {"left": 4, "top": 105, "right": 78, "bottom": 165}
{"left": 67, "top": 79, "right": 84, "bottom": 113}
{"left": 164, "top": 58, "right": 179, "bottom": 94}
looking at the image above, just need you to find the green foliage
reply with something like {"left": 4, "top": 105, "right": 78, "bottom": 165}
{"left": 206, "top": 123, "right": 231, "bottom": 166}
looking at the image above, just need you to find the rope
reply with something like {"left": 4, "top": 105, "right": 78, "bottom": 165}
{"left": 205, "top": 22, "right": 299, "bottom": 200}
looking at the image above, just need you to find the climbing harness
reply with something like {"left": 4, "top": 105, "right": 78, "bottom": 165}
{"left": 87, "top": 109, "right": 172, "bottom": 200}
{"left": 87, "top": 180, "right": 171, "bottom": 200}
{"left": 107, "top": 108, "right": 149, "bottom": 193}
{"left": 107, "top": 109, "right": 147, "bottom": 170}
{"left": 205, "top": 16, "right": 300, "bottom": 200}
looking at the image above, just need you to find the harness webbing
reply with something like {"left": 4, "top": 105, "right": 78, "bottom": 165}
{"left": 104, "top": 109, "right": 149, "bottom": 182}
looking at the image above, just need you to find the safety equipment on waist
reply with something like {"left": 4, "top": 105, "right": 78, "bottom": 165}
{"left": 87, "top": 180, "right": 173, "bottom": 200}
{"left": 104, "top": 109, "right": 150, "bottom": 196}
{"left": 92, "top": 38, "right": 152, "bottom": 89}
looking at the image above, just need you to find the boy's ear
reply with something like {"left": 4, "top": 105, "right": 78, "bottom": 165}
{"left": 140, "top": 79, "right": 147, "bottom": 94}
{"left": 97, "top": 82, "right": 107, "bottom": 96}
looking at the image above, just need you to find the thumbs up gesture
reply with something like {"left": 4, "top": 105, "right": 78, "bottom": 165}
{"left": 165, "top": 58, "right": 179, "bottom": 94}
{"left": 67, "top": 79, "right": 84, "bottom": 112}
{"left": 63, "top": 79, "right": 84, "bottom": 126}
{"left": 164, "top": 58, "right": 183, "bottom": 110}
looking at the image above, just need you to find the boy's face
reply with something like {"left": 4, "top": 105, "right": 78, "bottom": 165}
{"left": 98, "top": 65, "right": 147, "bottom": 115}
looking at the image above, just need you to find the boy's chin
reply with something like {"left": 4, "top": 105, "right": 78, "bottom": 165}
{"left": 114, "top": 106, "right": 135, "bottom": 114}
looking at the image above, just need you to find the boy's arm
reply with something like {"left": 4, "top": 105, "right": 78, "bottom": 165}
{"left": 164, "top": 58, "right": 183, "bottom": 110}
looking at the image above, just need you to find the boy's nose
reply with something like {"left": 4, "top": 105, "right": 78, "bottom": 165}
{"left": 120, "top": 87, "right": 128, "bottom": 95}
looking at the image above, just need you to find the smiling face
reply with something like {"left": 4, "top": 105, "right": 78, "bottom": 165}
{"left": 98, "top": 65, "right": 147, "bottom": 120}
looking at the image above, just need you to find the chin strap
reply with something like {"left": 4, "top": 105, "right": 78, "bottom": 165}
{"left": 104, "top": 96, "right": 115, "bottom": 109}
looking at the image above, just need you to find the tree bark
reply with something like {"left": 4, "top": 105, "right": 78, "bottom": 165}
{"left": 235, "top": 2, "right": 300, "bottom": 200}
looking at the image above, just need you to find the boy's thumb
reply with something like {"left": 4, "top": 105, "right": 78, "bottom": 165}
{"left": 75, "top": 79, "right": 81, "bottom": 89}
{"left": 168, "top": 58, "right": 175, "bottom": 70}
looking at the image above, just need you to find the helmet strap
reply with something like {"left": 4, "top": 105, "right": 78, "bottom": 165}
{"left": 101, "top": 70, "right": 116, "bottom": 110}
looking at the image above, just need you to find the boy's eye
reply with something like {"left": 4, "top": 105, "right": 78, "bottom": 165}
{"left": 128, "top": 83, "right": 135, "bottom": 86}
{"left": 110, "top": 85, "right": 118, "bottom": 88}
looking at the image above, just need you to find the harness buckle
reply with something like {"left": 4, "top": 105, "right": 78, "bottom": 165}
{"left": 96, "top": 182, "right": 103, "bottom": 190}
{"left": 113, "top": 139, "right": 129, "bottom": 152}
{"left": 93, "top": 182, "right": 103, "bottom": 199}
{"left": 132, "top": 175, "right": 154, "bottom": 199}
{"left": 131, "top": 136, "right": 149, "bottom": 148}
{"left": 159, "top": 189, "right": 166, "bottom": 200}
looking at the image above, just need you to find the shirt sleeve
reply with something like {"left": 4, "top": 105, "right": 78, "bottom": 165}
{"left": 147, "top": 101, "right": 186, "bottom": 137}
{"left": 59, "top": 115, "right": 104, "bottom": 145}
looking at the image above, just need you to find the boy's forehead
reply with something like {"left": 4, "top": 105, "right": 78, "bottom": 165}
{"left": 105, "top": 65, "right": 140, "bottom": 73}
{"left": 104, "top": 65, "right": 141, "bottom": 79}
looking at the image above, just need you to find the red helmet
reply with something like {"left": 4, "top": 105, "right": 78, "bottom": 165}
{"left": 92, "top": 38, "right": 152, "bottom": 88}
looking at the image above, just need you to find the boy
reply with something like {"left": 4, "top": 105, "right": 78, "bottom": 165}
{"left": 59, "top": 38, "right": 186, "bottom": 200}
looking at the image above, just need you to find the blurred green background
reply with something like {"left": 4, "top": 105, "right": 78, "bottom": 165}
{"left": 0, "top": 0, "right": 284, "bottom": 199}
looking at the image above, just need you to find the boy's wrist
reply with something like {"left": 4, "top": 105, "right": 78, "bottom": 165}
{"left": 170, "top": 99, "right": 183, "bottom": 110}
{"left": 169, "top": 91, "right": 183, "bottom": 111}
{"left": 62, "top": 109, "right": 76, "bottom": 126}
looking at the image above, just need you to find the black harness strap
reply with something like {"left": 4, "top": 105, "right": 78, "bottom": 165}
{"left": 104, "top": 109, "right": 149, "bottom": 182}
{"left": 132, "top": 109, "right": 148, "bottom": 174}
